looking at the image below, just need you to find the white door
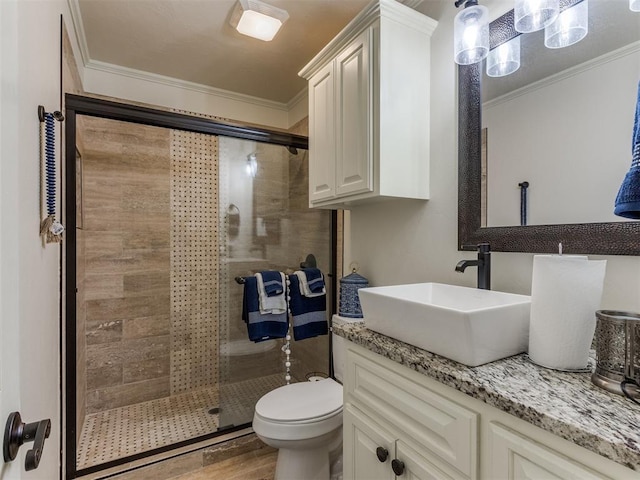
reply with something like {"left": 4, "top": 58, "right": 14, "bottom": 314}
{"left": 1, "top": 1, "right": 64, "bottom": 478}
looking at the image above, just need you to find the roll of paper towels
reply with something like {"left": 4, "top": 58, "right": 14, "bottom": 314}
{"left": 528, "top": 255, "right": 606, "bottom": 370}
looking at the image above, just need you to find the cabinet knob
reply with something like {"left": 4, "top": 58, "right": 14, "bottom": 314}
{"left": 375, "top": 446, "right": 388, "bottom": 462}
{"left": 391, "top": 459, "right": 405, "bottom": 476}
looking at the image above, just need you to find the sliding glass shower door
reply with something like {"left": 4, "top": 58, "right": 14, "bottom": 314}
{"left": 69, "top": 104, "right": 333, "bottom": 475}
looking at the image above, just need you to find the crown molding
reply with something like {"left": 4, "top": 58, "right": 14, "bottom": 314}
{"left": 396, "top": 0, "right": 425, "bottom": 8}
{"left": 299, "top": 0, "right": 437, "bottom": 79}
{"left": 67, "top": 0, "right": 91, "bottom": 66}
{"left": 484, "top": 40, "right": 640, "bottom": 110}
{"left": 287, "top": 87, "right": 308, "bottom": 111}
{"left": 66, "top": 0, "right": 301, "bottom": 114}
{"left": 85, "top": 60, "right": 291, "bottom": 111}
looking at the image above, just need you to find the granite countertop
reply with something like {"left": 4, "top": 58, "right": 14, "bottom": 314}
{"left": 332, "top": 318, "right": 640, "bottom": 472}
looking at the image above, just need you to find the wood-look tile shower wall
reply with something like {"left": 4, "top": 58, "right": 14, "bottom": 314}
{"left": 80, "top": 118, "right": 219, "bottom": 413}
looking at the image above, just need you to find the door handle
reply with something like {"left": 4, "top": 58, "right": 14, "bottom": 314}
{"left": 3, "top": 412, "right": 51, "bottom": 471}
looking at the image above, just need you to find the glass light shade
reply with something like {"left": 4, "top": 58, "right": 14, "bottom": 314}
{"left": 230, "top": 0, "right": 289, "bottom": 42}
{"left": 454, "top": 4, "right": 490, "bottom": 65}
{"left": 545, "top": 0, "right": 588, "bottom": 49}
{"left": 515, "top": 0, "right": 559, "bottom": 33}
{"left": 487, "top": 36, "right": 521, "bottom": 77}
{"left": 630, "top": 0, "right": 640, "bottom": 12}
{"left": 236, "top": 10, "right": 282, "bottom": 41}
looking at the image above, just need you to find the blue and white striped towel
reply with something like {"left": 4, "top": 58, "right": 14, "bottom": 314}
{"left": 255, "top": 271, "right": 287, "bottom": 315}
{"left": 295, "top": 268, "right": 326, "bottom": 298}
{"left": 289, "top": 274, "right": 328, "bottom": 341}
{"left": 242, "top": 276, "right": 288, "bottom": 342}
{"left": 260, "top": 270, "right": 284, "bottom": 296}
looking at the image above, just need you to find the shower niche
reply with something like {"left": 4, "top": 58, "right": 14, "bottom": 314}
{"left": 65, "top": 95, "right": 334, "bottom": 477}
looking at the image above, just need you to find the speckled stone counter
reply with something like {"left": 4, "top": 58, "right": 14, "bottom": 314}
{"left": 333, "top": 318, "right": 640, "bottom": 472}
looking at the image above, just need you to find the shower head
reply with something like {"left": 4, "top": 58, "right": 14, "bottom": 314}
{"left": 286, "top": 146, "right": 298, "bottom": 155}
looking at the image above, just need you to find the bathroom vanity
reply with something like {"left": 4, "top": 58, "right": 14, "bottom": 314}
{"left": 334, "top": 319, "right": 640, "bottom": 479}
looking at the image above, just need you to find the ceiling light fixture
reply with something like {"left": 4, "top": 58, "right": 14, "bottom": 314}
{"left": 630, "top": 0, "right": 640, "bottom": 12}
{"left": 229, "top": 0, "right": 289, "bottom": 42}
{"left": 453, "top": 0, "right": 490, "bottom": 65}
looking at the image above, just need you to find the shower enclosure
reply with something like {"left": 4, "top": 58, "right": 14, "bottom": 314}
{"left": 64, "top": 95, "right": 335, "bottom": 478}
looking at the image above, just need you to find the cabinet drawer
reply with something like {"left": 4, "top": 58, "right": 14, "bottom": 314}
{"left": 488, "top": 422, "right": 610, "bottom": 480}
{"left": 346, "top": 347, "right": 478, "bottom": 478}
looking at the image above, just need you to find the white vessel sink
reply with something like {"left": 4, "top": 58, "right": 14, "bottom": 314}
{"left": 358, "top": 283, "right": 531, "bottom": 366}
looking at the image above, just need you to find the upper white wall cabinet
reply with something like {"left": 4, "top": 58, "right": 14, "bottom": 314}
{"left": 299, "top": 0, "right": 438, "bottom": 209}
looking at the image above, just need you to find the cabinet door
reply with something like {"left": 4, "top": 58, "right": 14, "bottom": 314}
{"left": 344, "top": 405, "right": 395, "bottom": 480}
{"left": 396, "top": 440, "right": 464, "bottom": 480}
{"left": 335, "top": 28, "right": 372, "bottom": 198}
{"left": 308, "top": 61, "right": 336, "bottom": 203}
{"left": 488, "top": 423, "right": 609, "bottom": 480}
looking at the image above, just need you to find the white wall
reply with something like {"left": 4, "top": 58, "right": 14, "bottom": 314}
{"left": 484, "top": 47, "right": 640, "bottom": 227}
{"left": 0, "top": 1, "right": 80, "bottom": 478}
{"left": 347, "top": 2, "right": 640, "bottom": 313}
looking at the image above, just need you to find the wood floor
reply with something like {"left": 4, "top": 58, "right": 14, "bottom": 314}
{"left": 170, "top": 448, "right": 277, "bottom": 480}
{"left": 105, "top": 433, "right": 277, "bottom": 480}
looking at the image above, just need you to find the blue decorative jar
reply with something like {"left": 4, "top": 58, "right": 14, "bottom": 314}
{"left": 339, "top": 268, "right": 369, "bottom": 318}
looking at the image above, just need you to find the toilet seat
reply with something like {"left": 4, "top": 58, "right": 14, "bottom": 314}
{"left": 255, "top": 378, "right": 343, "bottom": 422}
{"left": 253, "top": 378, "right": 343, "bottom": 441}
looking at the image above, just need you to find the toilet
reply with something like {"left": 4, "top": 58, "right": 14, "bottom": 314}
{"left": 252, "top": 328, "right": 349, "bottom": 480}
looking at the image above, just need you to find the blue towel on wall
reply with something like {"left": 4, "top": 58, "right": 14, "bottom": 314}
{"left": 303, "top": 268, "right": 325, "bottom": 294}
{"left": 289, "top": 275, "right": 328, "bottom": 341}
{"left": 260, "top": 270, "right": 284, "bottom": 297}
{"left": 614, "top": 80, "right": 640, "bottom": 219}
{"left": 242, "top": 276, "right": 288, "bottom": 343}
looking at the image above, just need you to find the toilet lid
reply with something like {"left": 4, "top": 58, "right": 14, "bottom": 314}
{"left": 255, "top": 378, "right": 343, "bottom": 422}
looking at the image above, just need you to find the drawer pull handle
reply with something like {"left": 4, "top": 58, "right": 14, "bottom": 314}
{"left": 375, "top": 447, "right": 388, "bottom": 462}
{"left": 391, "top": 459, "right": 405, "bottom": 475}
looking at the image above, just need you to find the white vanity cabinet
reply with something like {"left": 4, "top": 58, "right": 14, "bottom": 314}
{"left": 344, "top": 344, "right": 479, "bottom": 480}
{"left": 299, "top": 0, "right": 438, "bottom": 209}
{"left": 343, "top": 343, "right": 639, "bottom": 480}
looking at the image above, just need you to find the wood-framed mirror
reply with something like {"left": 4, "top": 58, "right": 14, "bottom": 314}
{"left": 458, "top": 1, "right": 640, "bottom": 255}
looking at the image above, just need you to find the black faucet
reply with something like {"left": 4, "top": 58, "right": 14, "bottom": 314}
{"left": 455, "top": 243, "right": 491, "bottom": 290}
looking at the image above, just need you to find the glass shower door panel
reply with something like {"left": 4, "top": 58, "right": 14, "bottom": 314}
{"left": 75, "top": 116, "right": 221, "bottom": 470}
{"left": 217, "top": 137, "right": 333, "bottom": 430}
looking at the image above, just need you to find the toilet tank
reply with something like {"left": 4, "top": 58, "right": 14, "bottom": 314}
{"left": 332, "top": 315, "right": 362, "bottom": 383}
{"left": 332, "top": 333, "right": 346, "bottom": 383}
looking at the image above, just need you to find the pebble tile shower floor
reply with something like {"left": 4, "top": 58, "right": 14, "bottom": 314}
{"left": 77, "top": 374, "right": 287, "bottom": 470}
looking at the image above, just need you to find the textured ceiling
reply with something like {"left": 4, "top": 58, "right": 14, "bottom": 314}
{"left": 75, "top": 1, "right": 637, "bottom": 104}
{"left": 75, "top": 0, "right": 451, "bottom": 104}
{"left": 78, "top": 0, "right": 371, "bottom": 103}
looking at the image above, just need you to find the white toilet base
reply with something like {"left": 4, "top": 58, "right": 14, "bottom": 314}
{"left": 275, "top": 446, "right": 330, "bottom": 480}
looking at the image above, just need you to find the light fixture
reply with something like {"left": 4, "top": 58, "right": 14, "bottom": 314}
{"left": 545, "top": 0, "right": 588, "bottom": 49}
{"left": 454, "top": 0, "right": 490, "bottom": 65}
{"left": 229, "top": 0, "right": 289, "bottom": 42}
{"left": 514, "top": 0, "right": 559, "bottom": 33}
{"left": 487, "top": 36, "right": 521, "bottom": 77}
{"left": 246, "top": 153, "right": 258, "bottom": 177}
{"left": 630, "top": 0, "right": 640, "bottom": 12}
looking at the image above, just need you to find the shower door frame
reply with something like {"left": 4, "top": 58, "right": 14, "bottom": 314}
{"left": 63, "top": 94, "right": 337, "bottom": 479}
